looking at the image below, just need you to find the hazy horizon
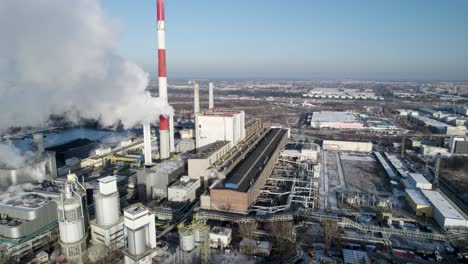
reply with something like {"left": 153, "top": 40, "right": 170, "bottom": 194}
{"left": 103, "top": 0, "right": 468, "bottom": 81}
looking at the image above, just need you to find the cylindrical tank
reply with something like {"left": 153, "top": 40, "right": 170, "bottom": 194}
{"left": 94, "top": 192, "right": 120, "bottom": 226}
{"left": 127, "top": 228, "right": 147, "bottom": 255}
{"left": 193, "top": 228, "right": 201, "bottom": 243}
{"left": 57, "top": 200, "right": 85, "bottom": 243}
{"left": 180, "top": 232, "right": 195, "bottom": 252}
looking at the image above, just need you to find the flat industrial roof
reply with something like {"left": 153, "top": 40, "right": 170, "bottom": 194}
{"left": 98, "top": 176, "right": 116, "bottom": 184}
{"left": 408, "top": 173, "right": 431, "bottom": 185}
{"left": 422, "top": 190, "right": 466, "bottom": 220}
{"left": 0, "top": 192, "right": 56, "bottom": 210}
{"left": 190, "top": 140, "right": 230, "bottom": 160}
{"left": 405, "top": 189, "right": 430, "bottom": 206}
{"left": 198, "top": 108, "right": 243, "bottom": 117}
{"left": 311, "top": 111, "right": 358, "bottom": 123}
{"left": 224, "top": 128, "right": 286, "bottom": 192}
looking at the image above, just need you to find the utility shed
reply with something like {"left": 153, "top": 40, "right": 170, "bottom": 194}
{"left": 405, "top": 189, "right": 432, "bottom": 217}
{"left": 408, "top": 173, "right": 432, "bottom": 190}
{"left": 421, "top": 190, "right": 468, "bottom": 231}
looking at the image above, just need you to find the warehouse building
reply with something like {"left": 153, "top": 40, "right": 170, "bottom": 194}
{"left": 408, "top": 115, "right": 466, "bottom": 135}
{"left": 407, "top": 173, "right": 432, "bottom": 190}
{"left": 195, "top": 109, "right": 245, "bottom": 149}
{"left": 421, "top": 190, "right": 468, "bottom": 231}
{"left": 405, "top": 189, "right": 432, "bottom": 217}
{"left": 207, "top": 128, "right": 289, "bottom": 214}
{"left": 310, "top": 111, "right": 364, "bottom": 129}
{"left": 322, "top": 140, "right": 372, "bottom": 152}
{"left": 168, "top": 176, "right": 200, "bottom": 203}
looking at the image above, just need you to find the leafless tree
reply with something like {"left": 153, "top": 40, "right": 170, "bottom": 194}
{"left": 266, "top": 221, "right": 295, "bottom": 255}
{"left": 239, "top": 221, "right": 257, "bottom": 239}
{"left": 321, "top": 219, "right": 340, "bottom": 254}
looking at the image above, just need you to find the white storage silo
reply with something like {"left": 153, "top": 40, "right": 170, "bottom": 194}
{"left": 180, "top": 231, "right": 195, "bottom": 252}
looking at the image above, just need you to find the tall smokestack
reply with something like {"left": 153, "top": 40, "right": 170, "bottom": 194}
{"left": 143, "top": 123, "right": 152, "bottom": 165}
{"left": 194, "top": 83, "right": 200, "bottom": 114}
{"left": 157, "top": 0, "right": 170, "bottom": 160}
{"left": 208, "top": 82, "right": 214, "bottom": 110}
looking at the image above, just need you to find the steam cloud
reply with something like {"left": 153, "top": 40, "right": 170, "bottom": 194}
{"left": 0, "top": 0, "right": 171, "bottom": 131}
{"left": 0, "top": 143, "right": 48, "bottom": 189}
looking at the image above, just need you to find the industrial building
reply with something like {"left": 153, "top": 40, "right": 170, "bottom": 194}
{"left": 421, "top": 189, "right": 468, "bottom": 231}
{"left": 280, "top": 142, "right": 320, "bottom": 162}
{"left": 0, "top": 191, "right": 59, "bottom": 261}
{"left": 137, "top": 160, "right": 185, "bottom": 202}
{"left": 408, "top": 114, "right": 466, "bottom": 135}
{"left": 449, "top": 137, "right": 468, "bottom": 155}
{"left": 310, "top": 111, "right": 364, "bottom": 129}
{"left": 123, "top": 204, "right": 157, "bottom": 264}
{"left": 46, "top": 138, "right": 98, "bottom": 164}
{"left": 374, "top": 152, "right": 396, "bottom": 178}
{"left": 420, "top": 145, "right": 451, "bottom": 157}
{"left": 407, "top": 173, "right": 432, "bottom": 190}
{"left": 209, "top": 226, "right": 232, "bottom": 249}
{"left": 90, "top": 176, "right": 124, "bottom": 248}
{"left": 322, "top": 140, "right": 372, "bottom": 152}
{"left": 188, "top": 141, "right": 230, "bottom": 182}
{"left": 195, "top": 109, "right": 246, "bottom": 149}
{"left": 404, "top": 189, "right": 432, "bottom": 217}
{"left": 168, "top": 176, "right": 200, "bottom": 203}
{"left": 207, "top": 128, "right": 289, "bottom": 214}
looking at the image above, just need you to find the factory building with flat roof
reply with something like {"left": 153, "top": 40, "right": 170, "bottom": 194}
{"left": 310, "top": 111, "right": 364, "bottom": 129}
{"left": 206, "top": 128, "right": 289, "bottom": 215}
{"left": 421, "top": 189, "right": 468, "bottom": 231}
{"left": 195, "top": 109, "right": 245, "bottom": 149}
{"left": 0, "top": 191, "right": 59, "bottom": 260}
{"left": 188, "top": 141, "right": 230, "bottom": 181}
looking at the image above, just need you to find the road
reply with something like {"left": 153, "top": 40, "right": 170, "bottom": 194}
{"left": 320, "top": 151, "right": 329, "bottom": 210}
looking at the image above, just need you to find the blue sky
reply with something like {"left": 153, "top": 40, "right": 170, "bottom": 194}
{"left": 102, "top": 0, "right": 468, "bottom": 81}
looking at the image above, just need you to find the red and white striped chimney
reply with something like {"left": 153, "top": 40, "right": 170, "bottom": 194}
{"left": 157, "top": 0, "right": 170, "bottom": 159}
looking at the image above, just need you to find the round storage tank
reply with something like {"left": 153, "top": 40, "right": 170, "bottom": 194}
{"left": 127, "top": 228, "right": 147, "bottom": 255}
{"left": 57, "top": 199, "right": 85, "bottom": 243}
{"left": 180, "top": 232, "right": 195, "bottom": 252}
{"left": 193, "top": 228, "right": 201, "bottom": 243}
{"left": 94, "top": 192, "right": 120, "bottom": 226}
{"left": 59, "top": 219, "right": 85, "bottom": 243}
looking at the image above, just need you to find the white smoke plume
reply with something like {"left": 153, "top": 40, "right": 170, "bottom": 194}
{"left": 0, "top": 142, "right": 48, "bottom": 189}
{"left": 0, "top": 0, "right": 171, "bottom": 131}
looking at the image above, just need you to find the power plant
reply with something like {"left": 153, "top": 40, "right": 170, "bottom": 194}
{"left": 1, "top": 1, "right": 468, "bottom": 264}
